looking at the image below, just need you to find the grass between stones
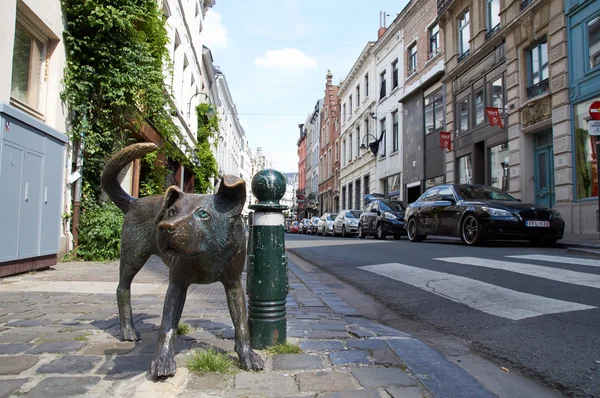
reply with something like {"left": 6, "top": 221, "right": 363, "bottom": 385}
{"left": 177, "top": 322, "right": 192, "bottom": 335}
{"left": 186, "top": 349, "right": 236, "bottom": 374}
{"left": 265, "top": 341, "right": 302, "bottom": 354}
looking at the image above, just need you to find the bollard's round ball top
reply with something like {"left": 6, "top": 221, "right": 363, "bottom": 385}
{"left": 251, "top": 169, "right": 286, "bottom": 206}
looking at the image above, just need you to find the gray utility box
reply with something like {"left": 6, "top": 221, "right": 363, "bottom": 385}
{"left": 0, "top": 103, "right": 68, "bottom": 267}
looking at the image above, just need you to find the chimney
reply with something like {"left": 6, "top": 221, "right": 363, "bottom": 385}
{"left": 378, "top": 11, "right": 388, "bottom": 39}
{"left": 298, "top": 124, "right": 305, "bottom": 136}
{"left": 326, "top": 69, "right": 333, "bottom": 85}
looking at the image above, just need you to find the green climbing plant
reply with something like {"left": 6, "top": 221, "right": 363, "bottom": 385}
{"left": 193, "top": 103, "right": 220, "bottom": 194}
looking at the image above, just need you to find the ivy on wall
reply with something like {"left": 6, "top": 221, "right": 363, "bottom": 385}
{"left": 193, "top": 103, "right": 220, "bottom": 194}
{"left": 60, "top": 0, "right": 220, "bottom": 259}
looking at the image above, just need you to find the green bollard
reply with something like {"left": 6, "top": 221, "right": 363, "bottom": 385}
{"left": 247, "top": 169, "right": 288, "bottom": 349}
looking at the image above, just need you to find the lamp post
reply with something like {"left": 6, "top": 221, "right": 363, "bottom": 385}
{"left": 187, "top": 91, "right": 215, "bottom": 118}
{"left": 359, "top": 131, "right": 385, "bottom": 156}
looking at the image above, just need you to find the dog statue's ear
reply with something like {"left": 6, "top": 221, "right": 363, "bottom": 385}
{"left": 154, "top": 185, "right": 183, "bottom": 223}
{"left": 215, "top": 175, "right": 246, "bottom": 215}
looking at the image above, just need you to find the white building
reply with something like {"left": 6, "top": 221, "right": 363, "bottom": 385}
{"left": 373, "top": 14, "right": 405, "bottom": 200}
{"left": 214, "top": 68, "right": 242, "bottom": 177}
{"left": 282, "top": 173, "right": 298, "bottom": 220}
{"left": 339, "top": 42, "right": 378, "bottom": 211}
{"left": 305, "top": 99, "right": 323, "bottom": 213}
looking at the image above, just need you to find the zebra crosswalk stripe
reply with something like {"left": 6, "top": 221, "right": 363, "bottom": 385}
{"left": 358, "top": 263, "right": 595, "bottom": 320}
{"left": 506, "top": 254, "right": 600, "bottom": 268}
{"left": 434, "top": 257, "right": 600, "bottom": 289}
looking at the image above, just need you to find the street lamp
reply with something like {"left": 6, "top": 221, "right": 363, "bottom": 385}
{"left": 187, "top": 91, "right": 215, "bottom": 118}
{"left": 359, "top": 130, "right": 385, "bottom": 156}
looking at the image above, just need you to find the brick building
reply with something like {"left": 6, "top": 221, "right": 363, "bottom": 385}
{"left": 296, "top": 123, "right": 307, "bottom": 219}
{"left": 318, "top": 70, "right": 341, "bottom": 214}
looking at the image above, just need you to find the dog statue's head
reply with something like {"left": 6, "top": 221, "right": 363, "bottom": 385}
{"left": 155, "top": 175, "right": 246, "bottom": 257}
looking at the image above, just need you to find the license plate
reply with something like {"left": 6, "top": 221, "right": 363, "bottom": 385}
{"left": 526, "top": 220, "right": 550, "bottom": 227}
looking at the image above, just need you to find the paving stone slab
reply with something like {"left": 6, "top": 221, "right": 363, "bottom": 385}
{"left": 179, "top": 330, "right": 217, "bottom": 340}
{"left": 351, "top": 368, "right": 417, "bottom": 388}
{"left": 36, "top": 355, "right": 102, "bottom": 374}
{"left": 287, "top": 330, "right": 309, "bottom": 338}
{"left": 347, "top": 327, "right": 376, "bottom": 338}
{"left": 22, "top": 376, "right": 101, "bottom": 398}
{"left": 346, "top": 339, "right": 389, "bottom": 350}
{"left": 386, "top": 386, "right": 426, "bottom": 398}
{"left": 300, "top": 340, "right": 344, "bottom": 352}
{"left": 0, "top": 378, "right": 28, "bottom": 397}
{"left": 183, "top": 372, "right": 233, "bottom": 391}
{"left": 0, "top": 343, "right": 34, "bottom": 355}
{"left": 27, "top": 340, "right": 87, "bottom": 354}
{"left": 297, "top": 371, "right": 357, "bottom": 392}
{"left": 308, "top": 322, "right": 347, "bottom": 331}
{"left": 0, "top": 355, "right": 39, "bottom": 375}
{"left": 371, "top": 348, "right": 405, "bottom": 366}
{"left": 317, "top": 389, "right": 381, "bottom": 398}
{"left": 308, "top": 331, "right": 348, "bottom": 339}
{"left": 82, "top": 341, "right": 136, "bottom": 355}
{"left": 235, "top": 372, "right": 298, "bottom": 396}
{"left": 272, "top": 353, "right": 323, "bottom": 370}
{"left": 329, "top": 350, "right": 371, "bottom": 365}
{"left": 6, "top": 319, "right": 51, "bottom": 327}
{"left": 96, "top": 354, "right": 152, "bottom": 380}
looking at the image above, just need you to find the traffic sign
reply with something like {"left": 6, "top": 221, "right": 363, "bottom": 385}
{"left": 589, "top": 120, "right": 600, "bottom": 136}
{"left": 590, "top": 101, "right": 600, "bottom": 120}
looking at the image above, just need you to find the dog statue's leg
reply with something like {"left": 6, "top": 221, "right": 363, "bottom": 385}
{"left": 223, "top": 278, "right": 264, "bottom": 371}
{"left": 150, "top": 275, "right": 188, "bottom": 378}
{"left": 117, "top": 253, "right": 149, "bottom": 341}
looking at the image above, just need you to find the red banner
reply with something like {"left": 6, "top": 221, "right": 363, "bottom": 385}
{"left": 485, "top": 107, "right": 504, "bottom": 128}
{"left": 440, "top": 131, "right": 452, "bottom": 151}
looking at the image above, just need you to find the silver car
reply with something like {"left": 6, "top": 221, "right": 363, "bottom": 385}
{"left": 333, "top": 210, "right": 362, "bottom": 237}
{"left": 317, "top": 213, "right": 338, "bottom": 236}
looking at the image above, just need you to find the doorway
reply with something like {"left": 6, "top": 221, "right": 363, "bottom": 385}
{"left": 534, "top": 131, "right": 555, "bottom": 207}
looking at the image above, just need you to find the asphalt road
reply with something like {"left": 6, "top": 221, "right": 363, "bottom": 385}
{"left": 285, "top": 233, "right": 600, "bottom": 398}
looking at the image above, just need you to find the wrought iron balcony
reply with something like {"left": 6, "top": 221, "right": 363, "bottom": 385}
{"left": 438, "top": 0, "right": 455, "bottom": 15}
{"left": 526, "top": 78, "right": 550, "bottom": 99}
{"left": 457, "top": 49, "right": 471, "bottom": 63}
{"left": 485, "top": 24, "right": 501, "bottom": 40}
{"left": 521, "top": 0, "right": 533, "bottom": 10}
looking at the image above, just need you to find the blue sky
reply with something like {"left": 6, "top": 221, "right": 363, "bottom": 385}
{"left": 202, "top": 0, "right": 409, "bottom": 173}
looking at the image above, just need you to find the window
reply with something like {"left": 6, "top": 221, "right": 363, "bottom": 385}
{"left": 487, "top": 0, "right": 500, "bottom": 33}
{"left": 527, "top": 40, "right": 549, "bottom": 98}
{"left": 457, "top": 155, "right": 473, "bottom": 184}
{"left": 364, "top": 73, "right": 369, "bottom": 98}
{"left": 342, "top": 186, "right": 346, "bottom": 209}
{"left": 380, "top": 70, "right": 387, "bottom": 99}
{"left": 474, "top": 88, "right": 485, "bottom": 125}
{"left": 364, "top": 117, "right": 369, "bottom": 139}
{"left": 11, "top": 19, "right": 47, "bottom": 112}
{"left": 356, "top": 125, "right": 360, "bottom": 158}
{"left": 348, "top": 182, "right": 353, "bottom": 211}
{"left": 356, "top": 85, "right": 361, "bottom": 105}
{"left": 392, "top": 111, "right": 399, "bottom": 152}
{"left": 424, "top": 89, "right": 444, "bottom": 133}
{"left": 392, "top": 59, "right": 399, "bottom": 88}
{"left": 408, "top": 44, "right": 417, "bottom": 74}
{"left": 489, "top": 142, "right": 509, "bottom": 191}
{"left": 458, "top": 11, "right": 470, "bottom": 58}
{"left": 588, "top": 16, "right": 600, "bottom": 69}
{"left": 342, "top": 103, "right": 346, "bottom": 122}
{"left": 174, "top": 30, "right": 181, "bottom": 52}
{"left": 363, "top": 174, "right": 370, "bottom": 207}
{"left": 349, "top": 95, "right": 353, "bottom": 115}
{"left": 328, "top": 148, "right": 332, "bottom": 176}
{"left": 380, "top": 118, "right": 387, "bottom": 156}
{"left": 429, "top": 24, "right": 439, "bottom": 57}
{"left": 491, "top": 77, "right": 503, "bottom": 109}
{"left": 458, "top": 97, "right": 469, "bottom": 132}
{"left": 349, "top": 133, "right": 353, "bottom": 160}
{"left": 342, "top": 140, "right": 346, "bottom": 166}
{"left": 574, "top": 98, "right": 600, "bottom": 199}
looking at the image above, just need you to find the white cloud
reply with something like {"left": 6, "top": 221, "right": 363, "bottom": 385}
{"left": 202, "top": 10, "right": 229, "bottom": 49}
{"left": 254, "top": 48, "right": 318, "bottom": 71}
{"left": 267, "top": 151, "right": 299, "bottom": 173}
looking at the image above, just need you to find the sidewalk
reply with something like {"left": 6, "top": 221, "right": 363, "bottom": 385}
{"left": 0, "top": 256, "right": 495, "bottom": 398}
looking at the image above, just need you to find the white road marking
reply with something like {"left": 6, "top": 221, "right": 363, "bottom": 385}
{"left": 506, "top": 254, "right": 600, "bottom": 268}
{"left": 358, "top": 263, "right": 595, "bottom": 320}
{"left": 435, "top": 257, "right": 600, "bottom": 289}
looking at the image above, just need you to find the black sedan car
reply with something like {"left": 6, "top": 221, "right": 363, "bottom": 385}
{"left": 359, "top": 198, "right": 407, "bottom": 240}
{"left": 404, "top": 184, "right": 565, "bottom": 246}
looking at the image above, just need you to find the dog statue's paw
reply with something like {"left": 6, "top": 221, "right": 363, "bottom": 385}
{"left": 239, "top": 350, "right": 264, "bottom": 371}
{"left": 149, "top": 356, "right": 177, "bottom": 378}
{"left": 120, "top": 326, "right": 141, "bottom": 341}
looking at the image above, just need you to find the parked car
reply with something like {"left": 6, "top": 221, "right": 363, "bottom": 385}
{"left": 404, "top": 184, "right": 565, "bottom": 246}
{"left": 289, "top": 221, "right": 299, "bottom": 234}
{"left": 300, "top": 218, "right": 311, "bottom": 234}
{"left": 308, "top": 216, "right": 321, "bottom": 235}
{"left": 333, "top": 210, "right": 362, "bottom": 237}
{"left": 359, "top": 199, "right": 407, "bottom": 240}
{"left": 317, "top": 213, "right": 338, "bottom": 236}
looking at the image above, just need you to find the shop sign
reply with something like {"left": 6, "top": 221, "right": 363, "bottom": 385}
{"left": 485, "top": 107, "right": 504, "bottom": 128}
{"left": 588, "top": 120, "right": 600, "bottom": 136}
{"left": 440, "top": 131, "right": 452, "bottom": 150}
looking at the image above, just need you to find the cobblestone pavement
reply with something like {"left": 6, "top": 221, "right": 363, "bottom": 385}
{"left": 0, "top": 255, "right": 495, "bottom": 398}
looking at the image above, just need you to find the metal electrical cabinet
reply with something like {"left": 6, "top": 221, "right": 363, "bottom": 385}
{"left": 0, "top": 103, "right": 68, "bottom": 275}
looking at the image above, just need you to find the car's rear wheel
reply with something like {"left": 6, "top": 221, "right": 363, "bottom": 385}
{"left": 376, "top": 223, "right": 386, "bottom": 240}
{"left": 407, "top": 218, "right": 425, "bottom": 242}
{"left": 358, "top": 225, "right": 366, "bottom": 239}
{"left": 461, "top": 215, "right": 486, "bottom": 246}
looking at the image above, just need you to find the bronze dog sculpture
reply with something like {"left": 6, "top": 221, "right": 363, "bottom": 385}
{"left": 101, "top": 143, "right": 264, "bottom": 378}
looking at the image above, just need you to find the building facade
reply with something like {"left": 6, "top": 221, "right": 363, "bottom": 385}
{"left": 399, "top": 0, "right": 446, "bottom": 203}
{"left": 318, "top": 71, "right": 341, "bottom": 214}
{"left": 373, "top": 14, "right": 406, "bottom": 201}
{"left": 296, "top": 122, "right": 308, "bottom": 219}
{"left": 339, "top": 42, "right": 378, "bottom": 211}
{"left": 564, "top": 0, "right": 600, "bottom": 233}
{"left": 305, "top": 99, "right": 323, "bottom": 216}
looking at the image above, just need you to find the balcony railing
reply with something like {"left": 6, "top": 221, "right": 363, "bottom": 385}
{"left": 457, "top": 49, "right": 471, "bottom": 63}
{"left": 485, "top": 24, "right": 501, "bottom": 40}
{"left": 521, "top": 0, "right": 533, "bottom": 11}
{"left": 526, "top": 78, "right": 550, "bottom": 99}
